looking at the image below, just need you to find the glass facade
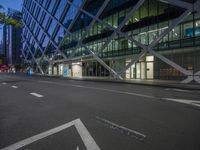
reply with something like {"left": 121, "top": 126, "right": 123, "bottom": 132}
{"left": 22, "top": 0, "right": 200, "bottom": 82}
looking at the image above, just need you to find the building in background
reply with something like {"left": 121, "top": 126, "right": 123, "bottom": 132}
{"left": 0, "top": 26, "right": 4, "bottom": 64}
{"left": 22, "top": 0, "right": 200, "bottom": 83}
{"left": 0, "top": 40, "right": 3, "bottom": 64}
{"left": 2, "top": 8, "right": 22, "bottom": 66}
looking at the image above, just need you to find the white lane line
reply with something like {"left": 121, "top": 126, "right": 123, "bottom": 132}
{"left": 38, "top": 80, "right": 54, "bottom": 84}
{"left": 2, "top": 82, "right": 7, "bottom": 85}
{"left": 0, "top": 120, "right": 75, "bottom": 150}
{"left": 162, "top": 98, "right": 200, "bottom": 107}
{"left": 38, "top": 80, "right": 155, "bottom": 99}
{"left": 96, "top": 116, "right": 146, "bottom": 141}
{"left": 30, "top": 93, "right": 44, "bottom": 98}
{"left": 71, "top": 84, "right": 155, "bottom": 99}
{"left": 75, "top": 119, "right": 100, "bottom": 150}
{"left": 173, "top": 88, "right": 191, "bottom": 93}
{"left": 76, "top": 146, "right": 79, "bottom": 150}
{"left": 1, "top": 118, "right": 100, "bottom": 150}
{"left": 11, "top": 86, "right": 18, "bottom": 89}
{"left": 165, "top": 88, "right": 191, "bottom": 93}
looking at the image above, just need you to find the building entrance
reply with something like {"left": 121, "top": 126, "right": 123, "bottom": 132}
{"left": 126, "top": 56, "right": 154, "bottom": 80}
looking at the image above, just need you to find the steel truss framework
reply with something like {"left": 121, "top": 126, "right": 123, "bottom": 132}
{"left": 22, "top": 0, "right": 200, "bottom": 83}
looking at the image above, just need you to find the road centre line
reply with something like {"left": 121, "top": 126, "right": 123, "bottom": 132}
{"left": 30, "top": 92, "right": 44, "bottom": 98}
{"left": 38, "top": 80, "right": 200, "bottom": 107}
{"left": 165, "top": 88, "right": 192, "bottom": 93}
{"left": 38, "top": 80, "right": 155, "bottom": 99}
{"left": 71, "top": 84, "right": 155, "bottom": 99}
{"left": 38, "top": 80, "right": 54, "bottom": 84}
{"left": 0, "top": 118, "right": 100, "bottom": 150}
{"left": 173, "top": 88, "right": 191, "bottom": 92}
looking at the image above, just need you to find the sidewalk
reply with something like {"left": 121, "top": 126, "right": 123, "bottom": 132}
{"left": 33, "top": 74, "right": 200, "bottom": 91}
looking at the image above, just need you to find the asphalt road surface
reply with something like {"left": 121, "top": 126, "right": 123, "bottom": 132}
{"left": 0, "top": 73, "right": 200, "bottom": 150}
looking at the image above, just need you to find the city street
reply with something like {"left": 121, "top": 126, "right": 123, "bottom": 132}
{"left": 0, "top": 73, "right": 200, "bottom": 150}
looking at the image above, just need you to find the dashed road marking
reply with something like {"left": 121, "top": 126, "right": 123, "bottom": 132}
{"left": 96, "top": 116, "right": 146, "bottom": 141}
{"left": 162, "top": 98, "right": 200, "bottom": 107}
{"left": 2, "top": 82, "right": 7, "bottom": 85}
{"left": 30, "top": 93, "right": 44, "bottom": 98}
{"left": 0, "top": 118, "right": 100, "bottom": 150}
{"left": 11, "top": 86, "right": 18, "bottom": 89}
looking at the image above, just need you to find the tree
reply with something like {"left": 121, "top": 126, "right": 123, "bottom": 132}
{"left": 0, "top": 5, "right": 22, "bottom": 28}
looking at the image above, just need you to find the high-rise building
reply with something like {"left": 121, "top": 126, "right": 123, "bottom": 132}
{"left": 0, "top": 39, "right": 3, "bottom": 55}
{"left": 2, "top": 8, "right": 22, "bottom": 65}
{"left": 22, "top": 0, "right": 200, "bottom": 83}
{"left": 0, "top": 41, "right": 3, "bottom": 64}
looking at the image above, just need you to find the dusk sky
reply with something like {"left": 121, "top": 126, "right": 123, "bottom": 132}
{"left": 0, "top": 0, "right": 22, "bottom": 42}
{"left": 0, "top": 0, "right": 22, "bottom": 11}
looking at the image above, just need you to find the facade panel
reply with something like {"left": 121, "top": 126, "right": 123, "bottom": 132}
{"left": 22, "top": 0, "right": 200, "bottom": 83}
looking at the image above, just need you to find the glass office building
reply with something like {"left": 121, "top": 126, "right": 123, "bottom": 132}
{"left": 3, "top": 9, "right": 22, "bottom": 66}
{"left": 22, "top": 0, "right": 200, "bottom": 83}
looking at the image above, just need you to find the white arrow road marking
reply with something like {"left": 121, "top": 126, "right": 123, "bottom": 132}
{"left": 162, "top": 98, "right": 200, "bottom": 107}
{"left": 30, "top": 93, "right": 44, "bottom": 98}
{"left": 0, "top": 119, "right": 100, "bottom": 150}
{"left": 11, "top": 86, "right": 18, "bottom": 89}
